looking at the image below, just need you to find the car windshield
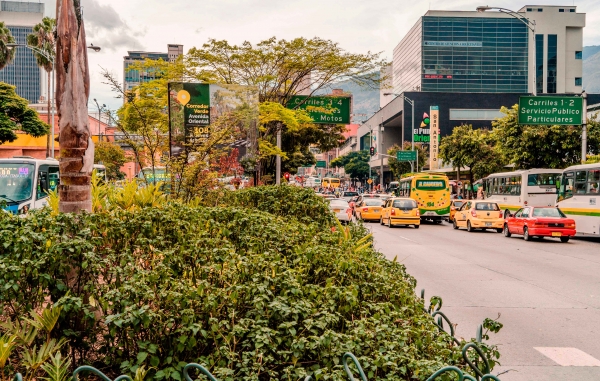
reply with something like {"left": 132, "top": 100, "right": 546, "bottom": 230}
{"left": 453, "top": 201, "right": 465, "bottom": 208}
{"left": 393, "top": 199, "right": 417, "bottom": 209}
{"left": 475, "top": 202, "right": 500, "bottom": 211}
{"left": 365, "top": 199, "right": 384, "bottom": 206}
{"left": 532, "top": 208, "right": 566, "bottom": 218}
{"left": 0, "top": 163, "right": 35, "bottom": 203}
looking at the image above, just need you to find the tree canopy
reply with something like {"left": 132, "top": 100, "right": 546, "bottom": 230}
{"left": 0, "top": 82, "right": 49, "bottom": 144}
{"left": 330, "top": 150, "right": 370, "bottom": 181}
{"left": 0, "top": 21, "right": 15, "bottom": 70}
{"left": 94, "top": 141, "right": 127, "bottom": 180}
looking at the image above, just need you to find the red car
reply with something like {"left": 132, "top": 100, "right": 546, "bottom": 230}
{"left": 503, "top": 206, "right": 576, "bottom": 242}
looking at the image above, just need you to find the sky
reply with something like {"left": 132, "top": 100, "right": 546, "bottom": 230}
{"left": 38, "top": 0, "right": 600, "bottom": 112}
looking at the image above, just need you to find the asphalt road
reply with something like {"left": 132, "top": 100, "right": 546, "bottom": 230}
{"left": 366, "top": 219, "right": 600, "bottom": 381}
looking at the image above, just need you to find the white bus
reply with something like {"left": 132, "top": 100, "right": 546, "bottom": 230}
{"left": 93, "top": 164, "right": 107, "bottom": 182}
{"left": 482, "top": 169, "right": 563, "bottom": 218}
{"left": 0, "top": 157, "right": 59, "bottom": 214}
{"left": 556, "top": 163, "right": 600, "bottom": 237}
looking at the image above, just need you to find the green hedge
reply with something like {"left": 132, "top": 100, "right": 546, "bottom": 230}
{"left": 0, "top": 188, "right": 473, "bottom": 380}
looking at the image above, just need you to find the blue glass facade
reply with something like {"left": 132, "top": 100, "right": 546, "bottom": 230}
{"left": 536, "top": 34, "right": 544, "bottom": 94}
{"left": 547, "top": 34, "right": 557, "bottom": 93}
{"left": 421, "top": 17, "right": 529, "bottom": 93}
{"left": 0, "top": 25, "right": 41, "bottom": 102}
{"left": 123, "top": 52, "right": 169, "bottom": 91}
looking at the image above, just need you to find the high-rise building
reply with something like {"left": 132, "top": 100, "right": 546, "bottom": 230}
{"left": 123, "top": 44, "right": 183, "bottom": 93}
{"left": 387, "top": 5, "right": 584, "bottom": 98}
{"left": 0, "top": 1, "right": 44, "bottom": 103}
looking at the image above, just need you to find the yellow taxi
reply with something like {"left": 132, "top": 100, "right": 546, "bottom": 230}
{"left": 453, "top": 200, "right": 504, "bottom": 232}
{"left": 380, "top": 197, "right": 420, "bottom": 228}
{"left": 355, "top": 198, "right": 385, "bottom": 222}
{"left": 448, "top": 200, "right": 466, "bottom": 222}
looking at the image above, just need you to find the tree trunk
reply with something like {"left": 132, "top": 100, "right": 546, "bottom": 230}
{"left": 46, "top": 70, "right": 51, "bottom": 158}
{"left": 56, "top": 0, "right": 93, "bottom": 213}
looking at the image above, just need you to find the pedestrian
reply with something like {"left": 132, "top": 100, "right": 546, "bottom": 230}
{"left": 477, "top": 186, "right": 484, "bottom": 200}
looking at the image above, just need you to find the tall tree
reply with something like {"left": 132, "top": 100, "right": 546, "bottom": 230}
{"left": 492, "top": 104, "right": 600, "bottom": 168}
{"left": 27, "top": 17, "right": 56, "bottom": 158}
{"left": 439, "top": 124, "right": 505, "bottom": 186}
{"left": 0, "top": 21, "right": 16, "bottom": 70}
{"left": 331, "top": 150, "right": 371, "bottom": 181}
{"left": 0, "top": 82, "right": 49, "bottom": 143}
{"left": 56, "top": 0, "right": 92, "bottom": 213}
{"left": 387, "top": 142, "right": 428, "bottom": 179}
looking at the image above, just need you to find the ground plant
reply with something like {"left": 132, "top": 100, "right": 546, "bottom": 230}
{"left": 0, "top": 187, "right": 501, "bottom": 381}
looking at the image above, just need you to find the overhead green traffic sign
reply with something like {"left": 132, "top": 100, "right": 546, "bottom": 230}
{"left": 396, "top": 151, "right": 417, "bottom": 161}
{"left": 316, "top": 160, "right": 327, "bottom": 168}
{"left": 518, "top": 96, "right": 583, "bottom": 125}
{"left": 287, "top": 95, "right": 351, "bottom": 124}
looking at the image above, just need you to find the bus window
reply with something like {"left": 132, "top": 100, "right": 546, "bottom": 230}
{"left": 588, "top": 170, "right": 600, "bottom": 194}
{"left": 575, "top": 171, "right": 588, "bottom": 194}
{"left": 558, "top": 172, "right": 574, "bottom": 201}
{"left": 528, "top": 173, "right": 559, "bottom": 186}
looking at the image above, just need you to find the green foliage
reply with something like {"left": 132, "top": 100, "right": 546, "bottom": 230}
{"left": 0, "top": 185, "right": 500, "bottom": 381}
{"left": 330, "top": 150, "right": 371, "bottom": 181}
{"left": 0, "top": 83, "right": 49, "bottom": 144}
{"left": 94, "top": 141, "right": 127, "bottom": 180}
{"left": 0, "top": 22, "right": 16, "bottom": 70}
{"left": 492, "top": 105, "right": 600, "bottom": 169}
{"left": 439, "top": 124, "right": 505, "bottom": 184}
{"left": 26, "top": 17, "right": 55, "bottom": 74}
{"left": 387, "top": 143, "right": 428, "bottom": 180}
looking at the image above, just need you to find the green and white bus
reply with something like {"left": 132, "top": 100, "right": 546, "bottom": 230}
{"left": 556, "top": 163, "right": 600, "bottom": 237}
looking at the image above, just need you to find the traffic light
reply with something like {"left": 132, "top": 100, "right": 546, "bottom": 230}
{"left": 370, "top": 146, "right": 375, "bottom": 156}
{"left": 284, "top": 172, "right": 290, "bottom": 181}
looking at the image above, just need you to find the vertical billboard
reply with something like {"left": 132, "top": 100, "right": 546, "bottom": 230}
{"left": 429, "top": 106, "right": 439, "bottom": 170}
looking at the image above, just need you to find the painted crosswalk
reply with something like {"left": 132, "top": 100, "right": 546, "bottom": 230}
{"left": 534, "top": 347, "right": 600, "bottom": 367}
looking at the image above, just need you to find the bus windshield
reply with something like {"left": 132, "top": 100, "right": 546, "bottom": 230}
{"left": 0, "top": 163, "right": 35, "bottom": 203}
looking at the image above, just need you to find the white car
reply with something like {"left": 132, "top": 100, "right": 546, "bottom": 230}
{"left": 329, "top": 199, "right": 351, "bottom": 223}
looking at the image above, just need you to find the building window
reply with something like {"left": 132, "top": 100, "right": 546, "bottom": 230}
{"left": 576, "top": 51, "right": 582, "bottom": 59}
{"left": 547, "top": 35, "right": 557, "bottom": 93}
{"left": 559, "top": 9, "right": 564, "bottom": 12}
{"left": 570, "top": 9, "right": 575, "bottom": 12}
{"left": 527, "top": 8, "right": 532, "bottom": 11}
{"left": 538, "top": 8, "right": 543, "bottom": 12}
{"left": 575, "top": 77, "right": 582, "bottom": 86}
{"left": 449, "top": 109, "right": 505, "bottom": 120}
{"left": 536, "top": 35, "right": 544, "bottom": 94}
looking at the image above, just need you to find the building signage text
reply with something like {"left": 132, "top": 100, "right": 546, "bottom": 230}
{"left": 423, "top": 41, "right": 483, "bottom": 47}
{"left": 429, "top": 106, "right": 440, "bottom": 170}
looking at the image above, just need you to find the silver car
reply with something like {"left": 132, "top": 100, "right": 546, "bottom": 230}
{"left": 329, "top": 199, "right": 351, "bottom": 223}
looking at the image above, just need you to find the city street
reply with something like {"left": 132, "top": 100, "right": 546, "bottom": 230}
{"left": 368, "top": 221, "right": 600, "bottom": 381}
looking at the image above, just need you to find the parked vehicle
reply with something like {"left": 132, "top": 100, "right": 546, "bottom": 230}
{"left": 482, "top": 169, "right": 563, "bottom": 218}
{"left": 380, "top": 197, "right": 420, "bottom": 228}
{"left": 556, "top": 163, "right": 600, "bottom": 237}
{"left": 453, "top": 200, "right": 503, "bottom": 232}
{"left": 503, "top": 206, "right": 576, "bottom": 242}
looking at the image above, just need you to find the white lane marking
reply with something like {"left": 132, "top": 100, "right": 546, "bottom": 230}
{"left": 534, "top": 347, "right": 600, "bottom": 367}
{"left": 398, "top": 235, "right": 419, "bottom": 243}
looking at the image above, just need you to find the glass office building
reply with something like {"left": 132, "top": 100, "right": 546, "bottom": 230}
{"left": 421, "top": 17, "right": 528, "bottom": 93}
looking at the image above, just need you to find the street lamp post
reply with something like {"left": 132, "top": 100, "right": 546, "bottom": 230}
{"left": 383, "top": 92, "right": 417, "bottom": 172}
{"left": 6, "top": 43, "right": 101, "bottom": 158}
{"left": 476, "top": 6, "right": 536, "bottom": 96}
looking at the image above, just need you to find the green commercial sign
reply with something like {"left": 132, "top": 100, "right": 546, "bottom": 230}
{"left": 518, "top": 96, "right": 583, "bottom": 125}
{"left": 316, "top": 160, "right": 327, "bottom": 168}
{"left": 182, "top": 83, "right": 211, "bottom": 128}
{"left": 287, "top": 95, "right": 351, "bottom": 124}
{"left": 396, "top": 151, "right": 417, "bottom": 161}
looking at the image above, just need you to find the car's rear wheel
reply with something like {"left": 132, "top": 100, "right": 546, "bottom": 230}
{"left": 467, "top": 221, "right": 474, "bottom": 232}
{"left": 453, "top": 219, "right": 458, "bottom": 230}
{"left": 503, "top": 224, "right": 511, "bottom": 237}
{"left": 523, "top": 227, "right": 531, "bottom": 241}
{"left": 560, "top": 236, "right": 570, "bottom": 243}
{"left": 387, "top": 217, "right": 392, "bottom": 228}
{"left": 414, "top": 224, "right": 420, "bottom": 229}
{"left": 380, "top": 217, "right": 384, "bottom": 225}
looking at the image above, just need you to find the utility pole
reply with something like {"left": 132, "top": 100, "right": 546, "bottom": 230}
{"left": 582, "top": 91, "right": 588, "bottom": 163}
{"left": 276, "top": 122, "right": 282, "bottom": 185}
{"left": 379, "top": 123, "right": 383, "bottom": 190}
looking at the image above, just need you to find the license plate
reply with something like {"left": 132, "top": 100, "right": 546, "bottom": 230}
{"left": 373, "top": 209, "right": 380, "bottom": 212}
{"left": 552, "top": 232, "right": 562, "bottom": 237}
{"left": 403, "top": 211, "right": 410, "bottom": 214}
{"left": 334, "top": 209, "right": 341, "bottom": 213}
{"left": 485, "top": 222, "right": 492, "bottom": 227}
{"left": 425, "top": 212, "right": 436, "bottom": 216}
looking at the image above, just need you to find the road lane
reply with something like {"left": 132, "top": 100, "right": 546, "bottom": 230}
{"left": 367, "top": 220, "right": 600, "bottom": 381}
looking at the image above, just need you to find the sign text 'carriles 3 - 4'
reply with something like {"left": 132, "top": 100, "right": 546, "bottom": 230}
{"left": 287, "top": 95, "right": 351, "bottom": 124}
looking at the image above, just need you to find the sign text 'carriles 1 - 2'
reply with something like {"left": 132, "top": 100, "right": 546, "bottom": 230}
{"left": 287, "top": 95, "right": 351, "bottom": 124}
{"left": 518, "top": 96, "right": 583, "bottom": 125}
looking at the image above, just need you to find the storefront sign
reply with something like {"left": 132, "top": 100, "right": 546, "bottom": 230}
{"left": 414, "top": 113, "right": 430, "bottom": 143}
{"left": 518, "top": 96, "right": 583, "bottom": 125}
{"left": 423, "top": 74, "right": 453, "bottom": 79}
{"left": 430, "top": 106, "right": 440, "bottom": 170}
{"left": 423, "top": 41, "right": 482, "bottom": 47}
{"left": 181, "top": 83, "right": 210, "bottom": 127}
{"left": 287, "top": 95, "right": 351, "bottom": 124}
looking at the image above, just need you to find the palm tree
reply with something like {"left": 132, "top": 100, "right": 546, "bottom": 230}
{"left": 0, "top": 21, "right": 16, "bottom": 70}
{"left": 27, "top": 17, "right": 56, "bottom": 158}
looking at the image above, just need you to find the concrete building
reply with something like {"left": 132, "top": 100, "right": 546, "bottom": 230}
{"left": 123, "top": 44, "right": 183, "bottom": 93}
{"left": 0, "top": 0, "right": 43, "bottom": 103}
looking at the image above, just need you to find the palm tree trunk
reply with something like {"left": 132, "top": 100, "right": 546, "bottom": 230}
{"left": 46, "top": 70, "right": 51, "bottom": 158}
{"left": 56, "top": 0, "right": 92, "bottom": 213}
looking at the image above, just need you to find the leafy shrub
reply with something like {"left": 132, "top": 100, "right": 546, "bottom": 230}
{"left": 0, "top": 187, "right": 498, "bottom": 381}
